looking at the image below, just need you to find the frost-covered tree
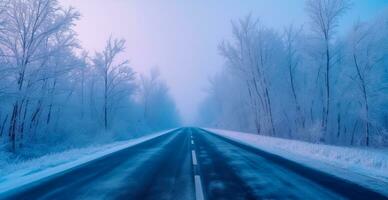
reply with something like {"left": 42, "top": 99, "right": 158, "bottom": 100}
{"left": 0, "top": 0, "right": 180, "bottom": 155}
{"left": 283, "top": 25, "right": 305, "bottom": 129}
{"left": 92, "top": 37, "right": 136, "bottom": 131}
{"left": 306, "top": 0, "right": 351, "bottom": 134}
{"left": 218, "top": 15, "right": 283, "bottom": 136}
{"left": 0, "top": 0, "right": 79, "bottom": 151}
{"left": 346, "top": 19, "right": 388, "bottom": 146}
{"left": 199, "top": 5, "right": 388, "bottom": 147}
{"left": 139, "top": 69, "right": 180, "bottom": 131}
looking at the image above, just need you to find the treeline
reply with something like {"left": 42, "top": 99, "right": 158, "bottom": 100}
{"left": 0, "top": 0, "right": 180, "bottom": 154}
{"left": 199, "top": 0, "right": 388, "bottom": 146}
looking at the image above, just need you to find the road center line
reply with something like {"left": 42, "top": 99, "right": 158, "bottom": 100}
{"left": 191, "top": 140, "right": 194, "bottom": 145}
{"left": 191, "top": 150, "right": 198, "bottom": 165}
{"left": 194, "top": 175, "right": 205, "bottom": 200}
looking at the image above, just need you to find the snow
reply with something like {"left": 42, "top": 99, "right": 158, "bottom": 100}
{"left": 0, "top": 128, "right": 176, "bottom": 194}
{"left": 205, "top": 128, "right": 388, "bottom": 196}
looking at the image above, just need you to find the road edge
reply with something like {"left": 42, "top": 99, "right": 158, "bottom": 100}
{"left": 0, "top": 128, "right": 181, "bottom": 197}
{"left": 200, "top": 128, "right": 388, "bottom": 199}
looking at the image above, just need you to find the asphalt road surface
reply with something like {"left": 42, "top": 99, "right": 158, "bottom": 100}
{"left": 1, "top": 128, "right": 387, "bottom": 200}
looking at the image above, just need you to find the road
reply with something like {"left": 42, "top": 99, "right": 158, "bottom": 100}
{"left": 1, "top": 128, "right": 387, "bottom": 200}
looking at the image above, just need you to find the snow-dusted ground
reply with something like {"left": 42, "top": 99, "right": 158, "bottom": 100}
{"left": 0, "top": 128, "right": 176, "bottom": 194}
{"left": 205, "top": 128, "right": 388, "bottom": 196}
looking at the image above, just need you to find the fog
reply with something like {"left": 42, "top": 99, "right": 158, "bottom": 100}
{"left": 1, "top": 1, "right": 388, "bottom": 198}
{"left": 58, "top": 0, "right": 387, "bottom": 124}
{"left": 0, "top": 0, "right": 387, "bottom": 155}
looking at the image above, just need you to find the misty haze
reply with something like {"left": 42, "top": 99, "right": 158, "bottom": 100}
{"left": 0, "top": 0, "right": 388, "bottom": 199}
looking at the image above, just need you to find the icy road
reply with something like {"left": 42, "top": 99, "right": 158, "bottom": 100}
{"left": 1, "top": 128, "right": 387, "bottom": 200}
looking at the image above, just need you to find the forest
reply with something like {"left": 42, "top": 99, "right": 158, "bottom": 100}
{"left": 0, "top": 1, "right": 387, "bottom": 199}
{"left": 0, "top": 0, "right": 387, "bottom": 160}
{"left": 199, "top": 0, "right": 388, "bottom": 147}
{"left": 0, "top": 0, "right": 180, "bottom": 156}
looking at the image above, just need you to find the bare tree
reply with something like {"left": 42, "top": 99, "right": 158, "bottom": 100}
{"left": 284, "top": 25, "right": 305, "bottom": 130}
{"left": 349, "top": 21, "right": 386, "bottom": 146}
{"left": 200, "top": 2, "right": 388, "bottom": 147}
{"left": 306, "top": 0, "right": 350, "bottom": 134}
{"left": 0, "top": 0, "right": 79, "bottom": 151}
{"left": 140, "top": 68, "right": 160, "bottom": 123}
{"left": 139, "top": 68, "right": 180, "bottom": 130}
{"left": 219, "top": 16, "right": 280, "bottom": 136}
{"left": 93, "top": 37, "right": 135, "bottom": 130}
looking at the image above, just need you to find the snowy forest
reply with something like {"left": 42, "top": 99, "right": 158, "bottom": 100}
{"left": 0, "top": 0, "right": 387, "bottom": 160}
{"left": 0, "top": 1, "right": 388, "bottom": 199}
{"left": 199, "top": 0, "right": 388, "bottom": 147}
{"left": 0, "top": 0, "right": 180, "bottom": 155}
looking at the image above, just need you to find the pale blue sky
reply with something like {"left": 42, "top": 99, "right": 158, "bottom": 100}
{"left": 60, "top": 0, "right": 388, "bottom": 123}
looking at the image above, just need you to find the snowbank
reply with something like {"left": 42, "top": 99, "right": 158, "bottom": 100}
{"left": 205, "top": 128, "right": 388, "bottom": 196}
{"left": 0, "top": 128, "right": 176, "bottom": 194}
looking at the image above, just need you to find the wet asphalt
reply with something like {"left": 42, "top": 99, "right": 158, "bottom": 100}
{"left": 1, "top": 128, "right": 387, "bottom": 200}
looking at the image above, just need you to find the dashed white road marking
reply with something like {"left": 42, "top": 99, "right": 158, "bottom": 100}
{"left": 194, "top": 175, "right": 205, "bottom": 200}
{"left": 191, "top": 133, "right": 204, "bottom": 200}
{"left": 191, "top": 150, "right": 198, "bottom": 165}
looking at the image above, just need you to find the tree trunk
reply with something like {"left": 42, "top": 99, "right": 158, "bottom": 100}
{"left": 323, "top": 40, "right": 330, "bottom": 134}
{"left": 353, "top": 54, "right": 370, "bottom": 146}
{"left": 104, "top": 69, "right": 108, "bottom": 130}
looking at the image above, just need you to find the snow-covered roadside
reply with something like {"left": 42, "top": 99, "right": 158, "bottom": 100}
{"left": 205, "top": 128, "right": 388, "bottom": 196}
{"left": 0, "top": 128, "right": 177, "bottom": 194}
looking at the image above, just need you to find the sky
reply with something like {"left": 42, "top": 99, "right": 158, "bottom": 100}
{"left": 59, "top": 0, "right": 387, "bottom": 124}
